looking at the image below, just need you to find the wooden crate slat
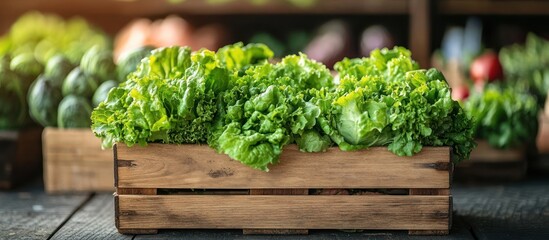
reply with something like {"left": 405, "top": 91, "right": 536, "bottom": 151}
{"left": 43, "top": 127, "right": 114, "bottom": 193}
{"left": 117, "top": 195, "right": 450, "bottom": 230}
{"left": 116, "top": 144, "right": 450, "bottom": 189}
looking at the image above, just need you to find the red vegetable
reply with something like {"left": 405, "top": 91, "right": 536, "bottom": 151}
{"left": 470, "top": 52, "right": 504, "bottom": 83}
{"left": 452, "top": 85, "right": 470, "bottom": 101}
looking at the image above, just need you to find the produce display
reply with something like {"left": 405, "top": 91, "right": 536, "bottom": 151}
{"left": 0, "top": 12, "right": 110, "bottom": 130}
{"left": 499, "top": 33, "right": 549, "bottom": 106}
{"left": 463, "top": 84, "right": 538, "bottom": 149}
{"left": 92, "top": 43, "right": 475, "bottom": 171}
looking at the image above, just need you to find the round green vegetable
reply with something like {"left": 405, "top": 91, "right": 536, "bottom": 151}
{"left": 0, "top": 56, "right": 28, "bottom": 129}
{"left": 9, "top": 52, "right": 43, "bottom": 81}
{"left": 28, "top": 75, "right": 63, "bottom": 127}
{"left": 80, "top": 46, "right": 115, "bottom": 82}
{"left": 57, "top": 95, "right": 92, "bottom": 128}
{"left": 116, "top": 46, "right": 153, "bottom": 81}
{"left": 92, "top": 80, "right": 118, "bottom": 107}
{"left": 44, "top": 54, "right": 74, "bottom": 87}
{"left": 62, "top": 67, "right": 98, "bottom": 98}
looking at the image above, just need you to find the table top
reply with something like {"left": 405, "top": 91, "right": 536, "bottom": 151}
{"left": 1, "top": 176, "right": 548, "bottom": 240}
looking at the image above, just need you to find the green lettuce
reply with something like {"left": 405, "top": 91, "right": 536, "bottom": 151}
{"left": 331, "top": 47, "right": 475, "bottom": 162}
{"left": 209, "top": 53, "right": 333, "bottom": 171}
{"left": 464, "top": 84, "right": 538, "bottom": 149}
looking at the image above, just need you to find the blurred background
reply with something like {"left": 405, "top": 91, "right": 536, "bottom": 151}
{"left": 2, "top": 0, "right": 549, "bottom": 190}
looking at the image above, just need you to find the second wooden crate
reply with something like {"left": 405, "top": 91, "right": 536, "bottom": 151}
{"left": 114, "top": 144, "right": 452, "bottom": 235}
{"left": 43, "top": 127, "right": 113, "bottom": 193}
{"left": 455, "top": 140, "right": 526, "bottom": 181}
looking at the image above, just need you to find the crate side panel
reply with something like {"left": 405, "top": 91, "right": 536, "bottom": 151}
{"left": 116, "top": 144, "right": 450, "bottom": 189}
{"left": 43, "top": 128, "right": 114, "bottom": 192}
{"left": 117, "top": 195, "right": 450, "bottom": 230}
{"left": 43, "top": 128, "right": 112, "bottom": 163}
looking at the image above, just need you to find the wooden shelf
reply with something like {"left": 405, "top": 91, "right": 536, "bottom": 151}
{"left": 1, "top": 0, "right": 409, "bottom": 16}
{"left": 438, "top": 0, "right": 549, "bottom": 15}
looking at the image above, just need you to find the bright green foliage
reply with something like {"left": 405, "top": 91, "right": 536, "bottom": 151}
{"left": 92, "top": 44, "right": 475, "bottom": 170}
{"left": 57, "top": 95, "right": 92, "bottom": 128}
{"left": 0, "top": 12, "right": 110, "bottom": 65}
{"left": 464, "top": 84, "right": 538, "bottom": 149}
{"left": 209, "top": 53, "right": 333, "bottom": 171}
{"left": 92, "top": 46, "right": 235, "bottom": 148}
{"left": 499, "top": 33, "right": 549, "bottom": 105}
{"left": 330, "top": 47, "right": 475, "bottom": 162}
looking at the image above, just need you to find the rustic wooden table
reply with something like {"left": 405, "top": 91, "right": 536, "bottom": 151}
{"left": 1, "top": 176, "right": 548, "bottom": 240}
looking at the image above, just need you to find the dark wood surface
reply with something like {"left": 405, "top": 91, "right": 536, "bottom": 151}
{"left": 1, "top": 176, "right": 549, "bottom": 239}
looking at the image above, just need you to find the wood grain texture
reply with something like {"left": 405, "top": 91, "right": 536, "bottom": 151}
{"left": 409, "top": 189, "right": 451, "bottom": 235}
{"left": 51, "top": 194, "right": 133, "bottom": 240}
{"left": 0, "top": 0, "right": 408, "bottom": 16}
{"left": 244, "top": 189, "right": 309, "bottom": 235}
{"left": 116, "top": 144, "right": 451, "bottom": 189}
{"left": 0, "top": 180, "right": 90, "bottom": 239}
{"left": 467, "top": 140, "right": 525, "bottom": 163}
{"left": 537, "top": 114, "right": 549, "bottom": 153}
{"left": 43, "top": 127, "right": 114, "bottom": 193}
{"left": 453, "top": 178, "right": 549, "bottom": 239}
{"left": 438, "top": 0, "right": 549, "bottom": 15}
{"left": 117, "top": 195, "right": 450, "bottom": 230}
{"left": 0, "top": 128, "right": 43, "bottom": 189}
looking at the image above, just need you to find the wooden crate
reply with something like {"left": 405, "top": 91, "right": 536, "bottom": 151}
{"left": 114, "top": 144, "right": 452, "bottom": 235}
{"left": 534, "top": 113, "right": 549, "bottom": 172}
{"left": 43, "top": 127, "right": 113, "bottom": 193}
{"left": 0, "top": 128, "right": 43, "bottom": 189}
{"left": 455, "top": 140, "right": 526, "bottom": 181}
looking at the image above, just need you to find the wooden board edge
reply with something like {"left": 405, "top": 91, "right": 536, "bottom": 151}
{"left": 114, "top": 144, "right": 118, "bottom": 188}
{"left": 409, "top": 230, "right": 449, "bottom": 235}
{"left": 117, "top": 195, "right": 450, "bottom": 230}
{"left": 243, "top": 229, "right": 308, "bottom": 235}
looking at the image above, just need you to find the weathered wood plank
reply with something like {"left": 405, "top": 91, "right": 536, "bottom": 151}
{"left": 117, "top": 195, "right": 450, "bottom": 230}
{"left": 244, "top": 189, "right": 309, "bottom": 235}
{"left": 467, "top": 140, "right": 524, "bottom": 163}
{"left": 51, "top": 194, "right": 132, "bottom": 240}
{"left": 409, "top": 189, "right": 451, "bottom": 235}
{"left": 0, "top": 179, "right": 89, "bottom": 239}
{"left": 116, "top": 144, "right": 450, "bottom": 189}
{"left": 43, "top": 127, "right": 113, "bottom": 193}
{"left": 453, "top": 178, "right": 549, "bottom": 239}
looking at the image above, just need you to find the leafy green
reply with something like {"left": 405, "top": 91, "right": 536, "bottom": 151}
{"left": 464, "top": 84, "right": 538, "bottom": 149}
{"left": 499, "top": 33, "right": 549, "bottom": 105}
{"left": 92, "top": 44, "right": 475, "bottom": 170}
{"left": 331, "top": 47, "right": 475, "bottom": 162}
{"left": 209, "top": 53, "right": 333, "bottom": 171}
{"left": 92, "top": 46, "right": 233, "bottom": 148}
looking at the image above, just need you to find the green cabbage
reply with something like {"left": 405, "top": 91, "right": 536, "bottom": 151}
{"left": 62, "top": 67, "right": 99, "bottom": 98}
{"left": 58, "top": 95, "right": 92, "bottom": 128}
{"left": 92, "top": 80, "right": 118, "bottom": 107}
{"left": 27, "top": 75, "right": 63, "bottom": 127}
